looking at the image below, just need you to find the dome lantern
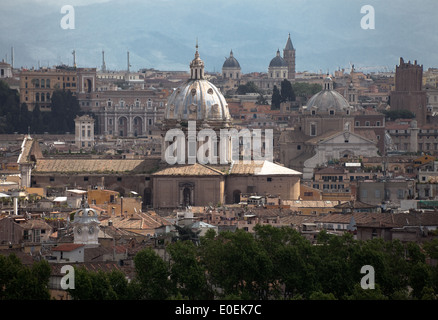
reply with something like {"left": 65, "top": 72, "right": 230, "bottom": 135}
{"left": 190, "top": 41, "right": 205, "bottom": 80}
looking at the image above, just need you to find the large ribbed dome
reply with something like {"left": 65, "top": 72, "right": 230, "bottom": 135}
{"left": 165, "top": 80, "right": 231, "bottom": 122}
{"left": 164, "top": 45, "right": 232, "bottom": 124}
{"left": 306, "top": 77, "right": 351, "bottom": 111}
{"left": 269, "top": 49, "right": 287, "bottom": 67}
{"left": 223, "top": 50, "right": 240, "bottom": 69}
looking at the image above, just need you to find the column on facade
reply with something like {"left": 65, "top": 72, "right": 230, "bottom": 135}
{"left": 128, "top": 111, "right": 133, "bottom": 137}
{"left": 104, "top": 110, "right": 108, "bottom": 135}
{"left": 114, "top": 113, "right": 118, "bottom": 136}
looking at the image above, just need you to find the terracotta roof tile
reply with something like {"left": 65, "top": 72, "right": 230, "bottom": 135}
{"left": 34, "top": 159, "right": 150, "bottom": 173}
{"left": 152, "top": 163, "right": 224, "bottom": 176}
{"left": 52, "top": 243, "right": 85, "bottom": 252}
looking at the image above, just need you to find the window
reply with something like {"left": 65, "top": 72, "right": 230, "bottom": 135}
{"left": 310, "top": 123, "right": 317, "bottom": 136}
{"left": 329, "top": 110, "right": 335, "bottom": 115}
{"left": 397, "top": 189, "right": 404, "bottom": 199}
{"left": 365, "top": 121, "right": 370, "bottom": 126}
{"left": 267, "top": 177, "right": 272, "bottom": 182}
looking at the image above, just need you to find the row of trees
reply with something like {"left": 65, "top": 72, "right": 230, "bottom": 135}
{"left": 0, "top": 254, "right": 51, "bottom": 300}
{"left": 0, "top": 80, "right": 81, "bottom": 134}
{"left": 234, "top": 80, "right": 322, "bottom": 110}
{"left": 67, "top": 226, "right": 438, "bottom": 300}
{"left": 271, "top": 80, "right": 323, "bottom": 110}
{"left": 1, "top": 226, "right": 437, "bottom": 300}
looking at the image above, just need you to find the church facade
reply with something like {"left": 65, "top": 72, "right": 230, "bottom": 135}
{"left": 279, "top": 77, "right": 379, "bottom": 180}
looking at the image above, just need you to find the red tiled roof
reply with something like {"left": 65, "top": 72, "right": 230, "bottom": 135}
{"left": 52, "top": 243, "right": 85, "bottom": 252}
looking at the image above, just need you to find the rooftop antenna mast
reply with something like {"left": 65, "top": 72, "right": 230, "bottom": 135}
{"left": 72, "top": 50, "right": 76, "bottom": 68}
{"left": 127, "top": 50, "right": 131, "bottom": 73}
{"left": 102, "top": 50, "right": 106, "bottom": 72}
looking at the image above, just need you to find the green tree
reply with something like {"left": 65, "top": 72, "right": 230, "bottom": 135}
{"left": 280, "top": 79, "right": 295, "bottom": 102}
{"left": 381, "top": 109, "right": 415, "bottom": 121}
{"left": 30, "top": 105, "right": 44, "bottom": 134}
{"left": 256, "top": 94, "right": 268, "bottom": 105}
{"left": 271, "top": 85, "right": 281, "bottom": 110}
{"left": 167, "top": 240, "right": 211, "bottom": 299}
{"left": 200, "top": 229, "right": 273, "bottom": 299}
{"left": 107, "top": 269, "right": 132, "bottom": 300}
{"left": 345, "top": 283, "right": 388, "bottom": 300}
{"left": 134, "top": 247, "right": 173, "bottom": 300}
{"left": 408, "top": 262, "right": 433, "bottom": 299}
{"left": 254, "top": 225, "right": 317, "bottom": 299}
{"left": 0, "top": 254, "right": 51, "bottom": 300}
{"left": 49, "top": 89, "right": 81, "bottom": 133}
{"left": 18, "top": 103, "right": 31, "bottom": 133}
{"left": 423, "top": 239, "right": 438, "bottom": 259}
{"left": 292, "top": 82, "right": 322, "bottom": 98}
{"left": 0, "top": 80, "right": 20, "bottom": 133}
{"left": 236, "top": 81, "right": 260, "bottom": 95}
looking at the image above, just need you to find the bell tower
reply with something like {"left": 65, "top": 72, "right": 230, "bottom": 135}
{"left": 71, "top": 205, "right": 100, "bottom": 247}
{"left": 283, "top": 33, "right": 296, "bottom": 80}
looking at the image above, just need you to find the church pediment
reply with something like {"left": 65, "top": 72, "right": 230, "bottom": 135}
{"left": 317, "top": 131, "right": 376, "bottom": 145}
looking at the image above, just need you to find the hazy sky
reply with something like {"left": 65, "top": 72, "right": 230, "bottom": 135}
{"left": 1, "top": 0, "right": 438, "bottom": 74}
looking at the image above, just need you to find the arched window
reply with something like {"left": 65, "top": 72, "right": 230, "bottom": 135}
{"left": 35, "top": 93, "right": 39, "bottom": 102}
{"left": 41, "top": 79, "right": 45, "bottom": 88}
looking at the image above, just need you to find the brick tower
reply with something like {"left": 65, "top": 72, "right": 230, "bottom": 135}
{"left": 389, "top": 57, "right": 428, "bottom": 126}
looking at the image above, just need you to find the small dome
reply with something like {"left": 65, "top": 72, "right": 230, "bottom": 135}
{"left": 269, "top": 49, "right": 287, "bottom": 68}
{"left": 223, "top": 50, "right": 240, "bottom": 69}
{"left": 305, "top": 76, "right": 351, "bottom": 111}
{"left": 306, "top": 90, "right": 351, "bottom": 111}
